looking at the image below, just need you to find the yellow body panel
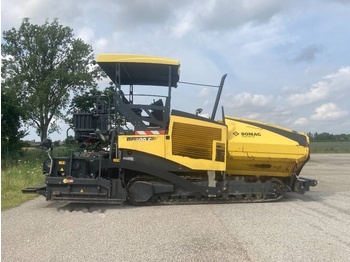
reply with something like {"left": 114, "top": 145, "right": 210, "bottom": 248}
{"left": 166, "top": 115, "right": 227, "bottom": 171}
{"left": 118, "top": 113, "right": 227, "bottom": 172}
{"left": 118, "top": 113, "right": 309, "bottom": 178}
{"left": 96, "top": 54, "right": 180, "bottom": 66}
{"left": 225, "top": 117, "right": 309, "bottom": 177}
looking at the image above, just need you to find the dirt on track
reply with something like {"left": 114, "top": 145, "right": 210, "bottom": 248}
{"left": 2, "top": 154, "right": 350, "bottom": 262}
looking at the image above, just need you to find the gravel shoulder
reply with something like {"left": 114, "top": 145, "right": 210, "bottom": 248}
{"left": 2, "top": 154, "right": 350, "bottom": 262}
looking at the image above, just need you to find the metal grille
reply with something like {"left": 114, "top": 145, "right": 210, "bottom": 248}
{"left": 172, "top": 122, "right": 221, "bottom": 160}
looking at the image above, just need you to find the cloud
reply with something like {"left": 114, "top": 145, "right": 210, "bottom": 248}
{"left": 170, "top": 10, "right": 196, "bottom": 38}
{"left": 287, "top": 82, "right": 328, "bottom": 106}
{"left": 281, "top": 85, "right": 300, "bottom": 94}
{"left": 311, "top": 103, "right": 348, "bottom": 120}
{"left": 1, "top": 0, "right": 84, "bottom": 28}
{"left": 238, "top": 19, "right": 286, "bottom": 55}
{"left": 196, "top": 0, "right": 285, "bottom": 31}
{"left": 198, "top": 87, "right": 210, "bottom": 98}
{"left": 324, "top": 66, "right": 350, "bottom": 99}
{"left": 293, "top": 117, "right": 308, "bottom": 126}
{"left": 77, "top": 27, "right": 95, "bottom": 43}
{"left": 324, "top": 66, "right": 350, "bottom": 80}
{"left": 2, "top": 0, "right": 350, "bottom": 139}
{"left": 95, "top": 38, "right": 109, "bottom": 54}
{"left": 286, "top": 66, "right": 350, "bottom": 106}
{"left": 292, "top": 45, "right": 323, "bottom": 63}
{"left": 108, "top": 0, "right": 188, "bottom": 28}
{"left": 224, "top": 92, "right": 273, "bottom": 109}
{"left": 326, "top": 0, "right": 350, "bottom": 5}
{"left": 243, "top": 113, "right": 261, "bottom": 120}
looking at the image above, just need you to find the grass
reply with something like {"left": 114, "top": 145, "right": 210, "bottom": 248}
{"left": 1, "top": 147, "right": 73, "bottom": 211}
{"left": 310, "top": 141, "right": 350, "bottom": 154}
{"left": 1, "top": 161, "right": 44, "bottom": 211}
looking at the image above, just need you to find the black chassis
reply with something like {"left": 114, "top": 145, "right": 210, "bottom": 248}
{"left": 23, "top": 148, "right": 317, "bottom": 204}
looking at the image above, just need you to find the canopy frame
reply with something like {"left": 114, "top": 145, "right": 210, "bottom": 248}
{"left": 96, "top": 54, "right": 180, "bottom": 132}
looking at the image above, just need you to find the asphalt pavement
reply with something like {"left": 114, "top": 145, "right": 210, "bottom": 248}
{"left": 2, "top": 154, "right": 350, "bottom": 262}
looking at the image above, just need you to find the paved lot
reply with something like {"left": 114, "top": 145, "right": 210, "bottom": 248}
{"left": 2, "top": 154, "right": 350, "bottom": 262}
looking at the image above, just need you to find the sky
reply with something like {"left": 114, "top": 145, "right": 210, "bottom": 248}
{"left": 1, "top": 0, "right": 350, "bottom": 141}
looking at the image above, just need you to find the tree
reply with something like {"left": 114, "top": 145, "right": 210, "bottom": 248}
{"left": 307, "top": 132, "right": 313, "bottom": 139}
{"left": 1, "top": 20, "right": 102, "bottom": 141}
{"left": 69, "top": 84, "right": 115, "bottom": 113}
{"left": 1, "top": 90, "right": 27, "bottom": 157}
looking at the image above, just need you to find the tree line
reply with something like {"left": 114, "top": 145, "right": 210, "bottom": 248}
{"left": 308, "top": 132, "right": 350, "bottom": 142}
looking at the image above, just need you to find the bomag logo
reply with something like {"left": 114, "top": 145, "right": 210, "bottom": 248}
{"left": 240, "top": 132, "right": 261, "bottom": 137}
{"left": 127, "top": 137, "right": 155, "bottom": 141}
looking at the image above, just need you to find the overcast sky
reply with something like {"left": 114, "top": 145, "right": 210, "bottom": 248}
{"left": 2, "top": 0, "right": 350, "bottom": 141}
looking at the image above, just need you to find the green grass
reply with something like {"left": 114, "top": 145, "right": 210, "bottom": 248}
{"left": 310, "top": 141, "right": 350, "bottom": 154}
{"left": 1, "top": 148, "right": 47, "bottom": 211}
{"left": 1, "top": 147, "right": 72, "bottom": 211}
{"left": 1, "top": 161, "right": 44, "bottom": 211}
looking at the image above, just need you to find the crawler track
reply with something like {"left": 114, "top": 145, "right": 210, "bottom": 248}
{"left": 126, "top": 176, "right": 287, "bottom": 205}
{"left": 127, "top": 192, "right": 284, "bottom": 206}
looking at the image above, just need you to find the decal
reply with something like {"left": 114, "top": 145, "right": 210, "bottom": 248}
{"left": 241, "top": 132, "right": 261, "bottom": 137}
{"left": 123, "top": 157, "right": 134, "bottom": 161}
{"left": 126, "top": 137, "right": 155, "bottom": 141}
{"left": 135, "top": 130, "right": 165, "bottom": 135}
{"left": 58, "top": 161, "right": 66, "bottom": 165}
{"left": 234, "top": 132, "right": 262, "bottom": 137}
{"left": 63, "top": 178, "right": 74, "bottom": 183}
